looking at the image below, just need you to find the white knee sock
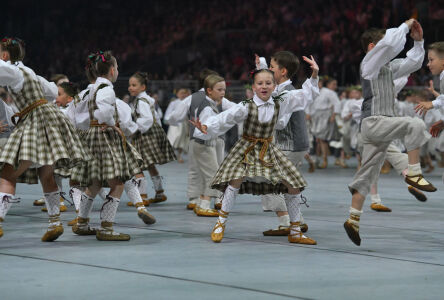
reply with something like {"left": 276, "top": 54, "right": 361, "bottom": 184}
{"left": 100, "top": 195, "right": 120, "bottom": 224}
{"left": 218, "top": 185, "right": 239, "bottom": 223}
{"left": 54, "top": 175, "right": 63, "bottom": 191}
{"left": 284, "top": 194, "right": 302, "bottom": 223}
{"left": 151, "top": 175, "right": 163, "bottom": 192}
{"left": 124, "top": 179, "right": 145, "bottom": 211}
{"left": 69, "top": 187, "right": 83, "bottom": 211}
{"left": 78, "top": 193, "right": 94, "bottom": 219}
{"left": 0, "top": 193, "right": 18, "bottom": 220}
{"left": 138, "top": 177, "right": 147, "bottom": 195}
{"left": 44, "top": 191, "right": 60, "bottom": 216}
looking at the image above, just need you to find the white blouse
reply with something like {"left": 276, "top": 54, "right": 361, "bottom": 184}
{"left": 194, "top": 78, "right": 319, "bottom": 140}
{"left": 91, "top": 77, "right": 116, "bottom": 126}
{"left": 361, "top": 23, "right": 424, "bottom": 81}
{"left": 130, "top": 91, "right": 155, "bottom": 134}
{"left": 116, "top": 98, "right": 138, "bottom": 137}
{"left": 311, "top": 87, "right": 340, "bottom": 112}
{"left": 432, "top": 71, "right": 444, "bottom": 109}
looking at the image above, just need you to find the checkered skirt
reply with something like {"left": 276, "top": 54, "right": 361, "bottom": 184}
{"left": 210, "top": 99, "right": 307, "bottom": 195}
{"left": 70, "top": 84, "right": 142, "bottom": 187}
{"left": 131, "top": 98, "right": 176, "bottom": 169}
{"left": 0, "top": 104, "right": 92, "bottom": 184}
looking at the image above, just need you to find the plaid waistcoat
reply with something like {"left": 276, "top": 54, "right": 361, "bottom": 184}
{"left": 242, "top": 98, "right": 280, "bottom": 138}
{"left": 88, "top": 84, "right": 119, "bottom": 123}
{"left": 8, "top": 68, "right": 45, "bottom": 111}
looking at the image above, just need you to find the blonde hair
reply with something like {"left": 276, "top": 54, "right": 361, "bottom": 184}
{"left": 429, "top": 42, "right": 444, "bottom": 58}
{"left": 204, "top": 75, "right": 225, "bottom": 94}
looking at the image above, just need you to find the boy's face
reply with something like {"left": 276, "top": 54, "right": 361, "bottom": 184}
{"left": 349, "top": 89, "right": 361, "bottom": 100}
{"left": 427, "top": 50, "right": 444, "bottom": 75}
{"left": 269, "top": 58, "right": 286, "bottom": 84}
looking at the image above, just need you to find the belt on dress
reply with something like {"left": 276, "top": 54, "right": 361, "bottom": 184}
{"left": 90, "top": 120, "right": 127, "bottom": 151}
{"left": 242, "top": 134, "right": 273, "bottom": 167}
{"left": 11, "top": 99, "right": 48, "bottom": 125}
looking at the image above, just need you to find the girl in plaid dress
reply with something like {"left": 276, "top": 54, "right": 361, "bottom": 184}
{"left": 126, "top": 72, "right": 176, "bottom": 205}
{"left": 0, "top": 38, "right": 91, "bottom": 241}
{"left": 191, "top": 57, "right": 320, "bottom": 244}
{"left": 70, "top": 51, "right": 146, "bottom": 241}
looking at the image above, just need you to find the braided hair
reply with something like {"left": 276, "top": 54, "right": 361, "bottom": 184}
{"left": 0, "top": 37, "right": 25, "bottom": 63}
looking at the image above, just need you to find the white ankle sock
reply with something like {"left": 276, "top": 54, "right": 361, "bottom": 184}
{"left": 100, "top": 195, "right": 120, "bottom": 223}
{"left": 370, "top": 194, "right": 381, "bottom": 204}
{"left": 78, "top": 193, "right": 94, "bottom": 219}
{"left": 199, "top": 199, "right": 210, "bottom": 210}
{"left": 407, "top": 163, "right": 422, "bottom": 176}
{"left": 348, "top": 207, "right": 362, "bottom": 226}
{"left": 44, "top": 191, "right": 60, "bottom": 216}
{"left": 278, "top": 215, "right": 290, "bottom": 227}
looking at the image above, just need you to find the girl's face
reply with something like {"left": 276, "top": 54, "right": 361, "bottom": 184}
{"left": 349, "top": 89, "right": 361, "bottom": 100}
{"left": 327, "top": 80, "right": 338, "bottom": 91}
{"left": 0, "top": 47, "right": 10, "bottom": 62}
{"left": 252, "top": 72, "right": 276, "bottom": 101}
{"left": 176, "top": 89, "right": 189, "bottom": 100}
{"left": 427, "top": 50, "right": 444, "bottom": 75}
{"left": 207, "top": 81, "right": 226, "bottom": 103}
{"left": 55, "top": 86, "right": 73, "bottom": 107}
{"left": 128, "top": 77, "right": 146, "bottom": 96}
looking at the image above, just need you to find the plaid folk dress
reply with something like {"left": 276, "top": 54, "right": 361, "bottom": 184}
{"left": 130, "top": 96, "right": 176, "bottom": 169}
{"left": 70, "top": 82, "right": 142, "bottom": 187}
{"left": 210, "top": 98, "right": 307, "bottom": 195}
{"left": 0, "top": 66, "right": 91, "bottom": 184}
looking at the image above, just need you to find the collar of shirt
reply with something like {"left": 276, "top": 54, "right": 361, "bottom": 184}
{"left": 205, "top": 96, "right": 217, "bottom": 106}
{"left": 95, "top": 77, "right": 113, "bottom": 88}
{"left": 440, "top": 71, "right": 444, "bottom": 81}
{"left": 276, "top": 79, "right": 292, "bottom": 93}
{"left": 137, "top": 91, "right": 149, "bottom": 99}
{"left": 253, "top": 94, "right": 275, "bottom": 107}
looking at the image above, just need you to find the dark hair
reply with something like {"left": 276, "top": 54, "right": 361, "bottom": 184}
{"left": 429, "top": 42, "right": 444, "bottom": 58}
{"left": 324, "top": 76, "right": 337, "bottom": 86}
{"left": 50, "top": 74, "right": 68, "bottom": 85}
{"left": 131, "top": 71, "right": 149, "bottom": 89}
{"left": 361, "top": 28, "right": 386, "bottom": 52}
{"left": 251, "top": 69, "right": 275, "bottom": 83}
{"left": 85, "top": 53, "right": 98, "bottom": 83}
{"left": 91, "top": 50, "right": 117, "bottom": 77}
{"left": 271, "top": 51, "right": 300, "bottom": 78}
{"left": 59, "top": 82, "right": 79, "bottom": 97}
{"left": 0, "top": 37, "right": 25, "bottom": 63}
{"left": 199, "top": 68, "right": 219, "bottom": 88}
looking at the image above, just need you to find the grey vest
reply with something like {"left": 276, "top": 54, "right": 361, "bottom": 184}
{"left": 274, "top": 84, "right": 309, "bottom": 152}
{"left": 361, "top": 63, "right": 396, "bottom": 120}
{"left": 188, "top": 91, "right": 218, "bottom": 146}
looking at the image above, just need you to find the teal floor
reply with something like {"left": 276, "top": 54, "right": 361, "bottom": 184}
{"left": 1, "top": 157, "right": 444, "bottom": 300}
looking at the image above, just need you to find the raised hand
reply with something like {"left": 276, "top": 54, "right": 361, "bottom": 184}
{"left": 255, "top": 54, "right": 260, "bottom": 67}
{"left": 405, "top": 18, "right": 415, "bottom": 29}
{"left": 189, "top": 117, "right": 207, "bottom": 134}
{"left": 410, "top": 20, "right": 423, "bottom": 41}
{"left": 415, "top": 101, "right": 434, "bottom": 115}
{"left": 302, "top": 55, "right": 319, "bottom": 78}
{"left": 426, "top": 80, "right": 440, "bottom": 97}
{"left": 430, "top": 120, "right": 444, "bottom": 137}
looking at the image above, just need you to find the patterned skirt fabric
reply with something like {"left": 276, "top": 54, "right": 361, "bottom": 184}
{"left": 210, "top": 138, "right": 307, "bottom": 195}
{"left": 0, "top": 104, "right": 92, "bottom": 184}
{"left": 54, "top": 129, "right": 89, "bottom": 178}
{"left": 132, "top": 124, "right": 176, "bottom": 169}
{"left": 70, "top": 126, "right": 142, "bottom": 187}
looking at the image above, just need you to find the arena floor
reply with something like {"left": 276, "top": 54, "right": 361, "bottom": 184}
{"left": 1, "top": 157, "right": 443, "bottom": 300}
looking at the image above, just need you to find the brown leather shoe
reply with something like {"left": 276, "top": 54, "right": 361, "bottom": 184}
{"left": 407, "top": 186, "right": 427, "bottom": 202}
{"left": 149, "top": 193, "right": 167, "bottom": 204}
{"left": 370, "top": 203, "right": 392, "bottom": 212}
{"left": 344, "top": 219, "right": 361, "bottom": 246}
{"left": 33, "top": 198, "right": 45, "bottom": 206}
{"left": 214, "top": 202, "right": 222, "bottom": 210}
{"left": 263, "top": 226, "right": 290, "bottom": 236}
{"left": 72, "top": 218, "right": 96, "bottom": 235}
{"left": 196, "top": 208, "right": 219, "bottom": 217}
{"left": 67, "top": 217, "right": 78, "bottom": 226}
{"left": 405, "top": 174, "right": 437, "bottom": 192}
{"left": 137, "top": 209, "right": 156, "bottom": 224}
{"left": 42, "top": 225, "right": 64, "bottom": 242}
{"left": 186, "top": 202, "right": 196, "bottom": 210}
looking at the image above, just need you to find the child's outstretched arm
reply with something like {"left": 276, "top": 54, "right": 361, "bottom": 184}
{"left": 255, "top": 54, "right": 268, "bottom": 70}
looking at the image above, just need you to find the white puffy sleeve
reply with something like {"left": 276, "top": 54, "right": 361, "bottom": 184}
{"left": 37, "top": 75, "right": 57, "bottom": 102}
{"left": 278, "top": 77, "right": 320, "bottom": 117}
{"left": 256, "top": 57, "right": 268, "bottom": 70}
{"left": 0, "top": 60, "right": 23, "bottom": 92}
{"left": 164, "top": 95, "right": 192, "bottom": 125}
{"left": 194, "top": 102, "right": 249, "bottom": 140}
{"left": 390, "top": 40, "right": 425, "bottom": 80}
{"left": 361, "top": 23, "right": 409, "bottom": 80}
{"left": 163, "top": 99, "right": 179, "bottom": 125}
{"left": 221, "top": 97, "right": 236, "bottom": 110}
{"left": 135, "top": 99, "right": 154, "bottom": 134}
{"left": 116, "top": 99, "right": 138, "bottom": 136}
{"left": 93, "top": 86, "right": 116, "bottom": 126}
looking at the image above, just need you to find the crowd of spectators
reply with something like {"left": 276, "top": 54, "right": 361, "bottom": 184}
{"left": 2, "top": 0, "right": 443, "bottom": 88}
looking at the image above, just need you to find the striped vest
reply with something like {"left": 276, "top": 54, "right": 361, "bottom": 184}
{"left": 188, "top": 91, "right": 218, "bottom": 146}
{"left": 360, "top": 63, "right": 396, "bottom": 120}
{"left": 274, "top": 84, "right": 309, "bottom": 152}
